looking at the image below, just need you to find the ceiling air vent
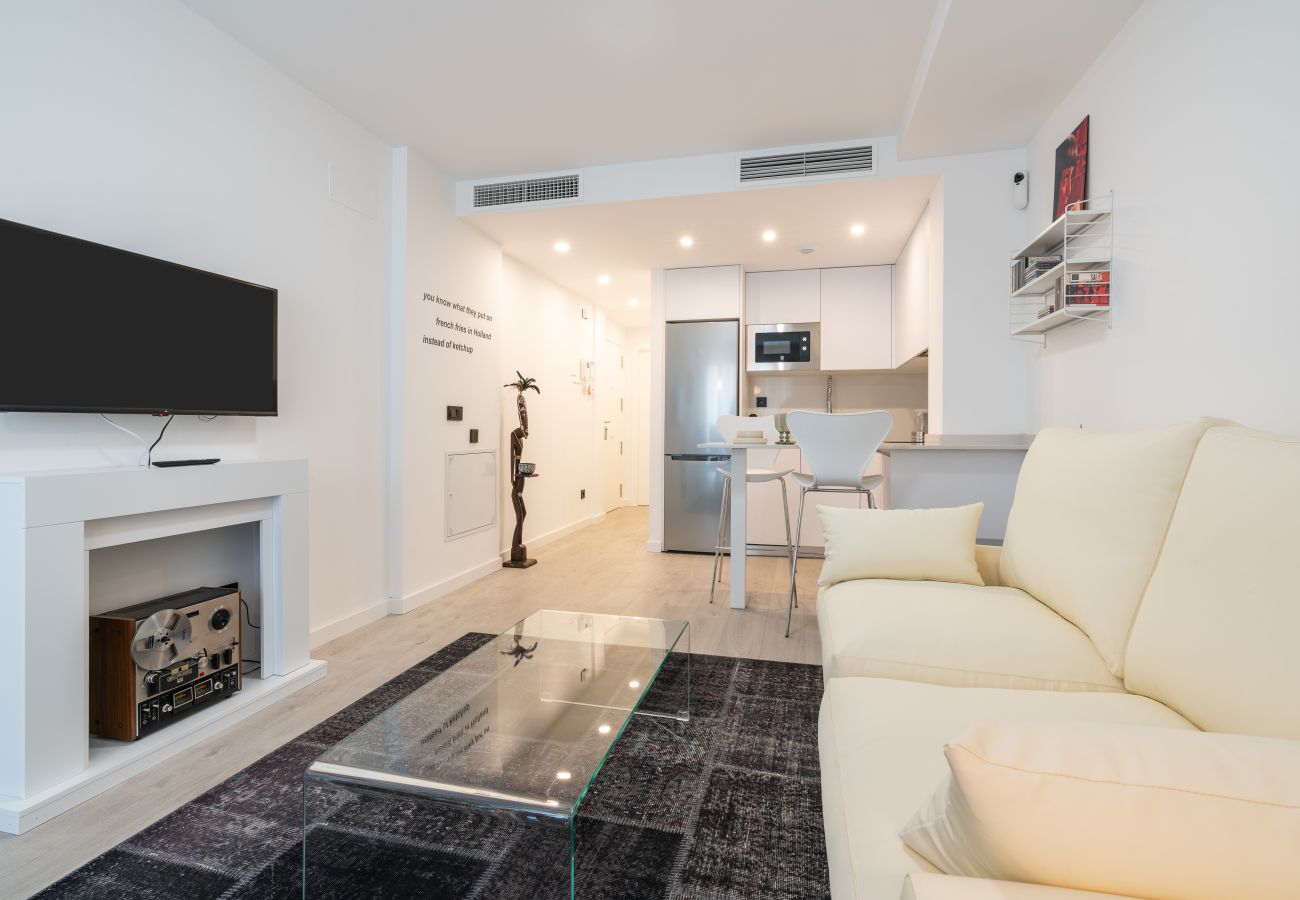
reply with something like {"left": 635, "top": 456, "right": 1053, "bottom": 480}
{"left": 739, "top": 145, "right": 874, "bottom": 183}
{"left": 473, "top": 173, "right": 580, "bottom": 208}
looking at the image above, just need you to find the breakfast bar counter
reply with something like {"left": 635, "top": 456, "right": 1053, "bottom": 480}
{"left": 698, "top": 435, "right": 1032, "bottom": 609}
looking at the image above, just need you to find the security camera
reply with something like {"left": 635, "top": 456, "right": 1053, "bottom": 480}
{"left": 1012, "top": 172, "right": 1028, "bottom": 210}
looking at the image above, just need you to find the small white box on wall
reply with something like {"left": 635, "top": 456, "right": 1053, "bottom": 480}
{"left": 446, "top": 450, "right": 497, "bottom": 539}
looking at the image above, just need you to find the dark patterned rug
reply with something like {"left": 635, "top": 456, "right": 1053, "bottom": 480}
{"left": 36, "top": 633, "right": 829, "bottom": 899}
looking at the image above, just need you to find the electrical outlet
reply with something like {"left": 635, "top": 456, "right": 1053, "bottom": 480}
{"left": 469, "top": 428, "right": 479, "bottom": 444}
{"left": 447, "top": 406, "right": 463, "bottom": 421}
{"left": 580, "top": 489, "right": 586, "bottom": 500}
{"left": 756, "top": 396, "right": 768, "bottom": 408}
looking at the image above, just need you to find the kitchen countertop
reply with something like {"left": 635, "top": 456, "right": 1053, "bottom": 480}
{"left": 879, "top": 434, "right": 1033, "bottom": 453}
{"left": 700, "top": 434, "right": 1033, "bottom": 453}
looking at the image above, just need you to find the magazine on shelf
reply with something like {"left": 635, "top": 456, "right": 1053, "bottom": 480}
{"left": 1067, "top": 270, "right": 1110, "bottom": 284}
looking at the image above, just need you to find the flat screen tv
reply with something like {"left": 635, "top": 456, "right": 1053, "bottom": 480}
{"left": 0, "top": 216, "right": 277, "bottom": 416}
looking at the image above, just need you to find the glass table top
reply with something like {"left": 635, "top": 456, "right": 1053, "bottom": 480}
{"left": 307, "top": 610, "right": 689, "bottom": 819}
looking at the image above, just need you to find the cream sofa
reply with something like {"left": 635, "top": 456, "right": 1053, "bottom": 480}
{"left": 815, "top": 420, "right": 1300, "bottom": 899}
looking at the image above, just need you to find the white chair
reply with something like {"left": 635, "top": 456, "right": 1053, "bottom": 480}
{"left": 710, "top": 415, "right": 795, "bottom": 603}
{"left": 785, "top": 409, "right": 893, "bottom": 636}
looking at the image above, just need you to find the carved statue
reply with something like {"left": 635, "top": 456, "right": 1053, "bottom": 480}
{"left": 503, "top": 372, "right": 539, "bottom": 568}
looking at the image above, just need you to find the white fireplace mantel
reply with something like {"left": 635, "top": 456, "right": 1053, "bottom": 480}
{"left": 0, "top": 459, "right": 325, "bottom": 833}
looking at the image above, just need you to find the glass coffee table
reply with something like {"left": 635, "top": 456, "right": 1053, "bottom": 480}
{"left": 303, "top": 610, "right": 690, "bottom": 898}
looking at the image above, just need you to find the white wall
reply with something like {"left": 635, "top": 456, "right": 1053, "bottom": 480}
{"left": 497, "top": 257, "right": 607, "bottom": 549}
{"left": 1028, "top": 0, "right": 1300, "bottom": 434}
{"left": 894, "top": 149, "right": 1035, "bottom": 436}
{"left": 388, "top": 148, "right": 504, "bottom": 613}
{"left": 0, "top": 0, "right": 392, "bottom": 644}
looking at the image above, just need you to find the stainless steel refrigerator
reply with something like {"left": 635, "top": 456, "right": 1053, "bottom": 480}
{"left": 663, "top": 319, "right": 739, "bottom": 552}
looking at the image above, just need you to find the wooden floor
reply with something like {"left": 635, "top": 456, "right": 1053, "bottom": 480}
{"left": 0, "top": 507, "right": 824, "bottom": 898}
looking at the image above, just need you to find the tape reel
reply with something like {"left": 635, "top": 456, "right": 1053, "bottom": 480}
{"left": 130, "top": 609, "right": 193, "bottom": 671}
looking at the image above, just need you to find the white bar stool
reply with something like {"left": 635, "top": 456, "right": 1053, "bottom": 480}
{"left": 709, "top": 415, "right": 795, "bottom": 604}
{"left": 785, "top": 409, "right": 893, "bottom": 636}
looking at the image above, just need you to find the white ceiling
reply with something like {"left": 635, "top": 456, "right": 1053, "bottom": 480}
{"left": 467, "top": 175, "right": 939, "bottom": 329}
{"left": 179, "top": 0, "right": 1139, "bottom": 178}
{"left": 175, "top": 0, "right": 1141, "bottom": 330}
{"left": 900, "top": 0, "right": 1142, "bottom": 159}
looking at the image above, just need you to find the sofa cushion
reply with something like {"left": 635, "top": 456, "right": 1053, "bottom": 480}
{"left": 818, "top": 678, "right": 1195, "bottom": 900}
{"left": 816, "top": 580, "right": 1123, "bottom": 692}
{"left": 818, "top": 503, "right": 985, "bottom": 588}
{"left": 1125, "top": 426, "right": 1300, "bottom": 738}
{"left": 901, "top": 723, "right": 1300, "bottom": 900}
{"left": 999, "top": 419, "right": 1214, "bottom": 676}
{"left": 903, "top": 874, "right": 1141, "bottom": 900}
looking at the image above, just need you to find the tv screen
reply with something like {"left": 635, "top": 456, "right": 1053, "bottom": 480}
{"left": 0, "top": 217, "right": 277, "bottom": 416}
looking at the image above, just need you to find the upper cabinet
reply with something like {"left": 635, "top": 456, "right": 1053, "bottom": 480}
{"left": 892, "top": 206, "right": 931, "bottom": 364}
{"left": 666, "top": 265, "right": 743, "bottom": 321}
{"left": 745, "top": 269, "right": 821, "bottom": 324}
{"left": 820, "top": 266, "right": 893, "bottom": 371}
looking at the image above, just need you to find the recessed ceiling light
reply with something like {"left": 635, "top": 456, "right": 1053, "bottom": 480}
{"left": 628, "top": 680, "right": 641, "bottom": 689}
{"left": 761, "top": 229, "right": 777, "bottom": 243}
{"left": 627, "top": 297, "right": 640, "bottom": 307}
{"left": 596, "top": 274, "right": 611, "bottom": 285}
{"left": 556, "top": 770, "right": 572, "bottom": 781}
{"left": 849, "top": 224, "right": 865, "bottom": 237}
{"left": 554, "top": 240, "right": 571, "bottom": 253}
{"left": 597, "top": 724, "right": 611, "bottom": 735}
{"left": 679, "top": 235, "right": 694, "bottom": 248}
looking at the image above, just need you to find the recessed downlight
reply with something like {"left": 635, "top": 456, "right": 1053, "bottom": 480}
{"left": 556, "top": 770, "right": 572, "bottom": 781}
{"left": 678, "top": 235, "right": 694, "bottom": 248}
{"left": 597, "top": 724, "right": 612, "bottom": 735}
{"left": 554, "top": 240, "right": 571, "bottom": 253}
{"left": 628, "top": 680, "right": 641, "bottom": 689}
{"left": 627, "top": 297, "right": 640, "bottom": 307}
{"left": 761, "top": 229, "right": 777, "bottom": 243}
{"left": 596, "top": 274, "right": 611, "bottom": 285}
{"left": 849, "top": 223, "right": 865, "bottom": 237}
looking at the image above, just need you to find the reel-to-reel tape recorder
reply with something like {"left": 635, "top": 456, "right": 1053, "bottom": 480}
{"left": 90, "top": 586, "right": 244, "bottom": 741}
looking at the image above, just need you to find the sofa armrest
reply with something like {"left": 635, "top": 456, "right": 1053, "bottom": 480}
{"left": 903, "top": 874, "right": 1140, "bottom": 900}
{"left": 974, "top": 544, "right": 1002, "bottom": 586}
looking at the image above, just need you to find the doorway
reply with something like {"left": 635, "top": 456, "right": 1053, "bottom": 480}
{"left": 599, "top": 337, "right": 625, "bottom": 513}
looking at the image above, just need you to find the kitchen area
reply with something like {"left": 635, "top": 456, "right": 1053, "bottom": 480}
{"left": 657, "top": 243, "right": 1030, "bottom": 608}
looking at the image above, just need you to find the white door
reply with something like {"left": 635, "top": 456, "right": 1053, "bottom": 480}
{"left": 635, "top": 348, "right": 652, "bottom": 506}
{"left": 820, "top": 266, "right": 893, "bottom": 370}
{"left": 600, "top": 338, "right": 625, "bottom": 512}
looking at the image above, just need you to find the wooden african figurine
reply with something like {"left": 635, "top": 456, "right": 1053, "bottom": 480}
{"left": 503, "top": 371, "right": 539, "bottom": 568}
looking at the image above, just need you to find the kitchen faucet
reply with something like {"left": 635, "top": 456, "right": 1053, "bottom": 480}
{"left": 825, "top": 375, "right": 832, "bottom": 413}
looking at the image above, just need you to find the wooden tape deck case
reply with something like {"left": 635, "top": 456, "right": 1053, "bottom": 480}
{"left": 90, "top": 586, "right": 244, "bottom": 741}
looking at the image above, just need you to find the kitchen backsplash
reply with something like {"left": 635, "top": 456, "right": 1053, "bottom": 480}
{"left": 746, "top": 372, "right": 927, "bottom": 415}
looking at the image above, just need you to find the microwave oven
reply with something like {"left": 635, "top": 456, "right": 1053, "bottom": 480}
{"left": 747, "top": 323, "right": 820, "bottom": 372}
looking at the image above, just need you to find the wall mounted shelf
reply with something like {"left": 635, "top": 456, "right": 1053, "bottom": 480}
{"left": 1010, "top": 193, "right": 1113, "bottom": 344}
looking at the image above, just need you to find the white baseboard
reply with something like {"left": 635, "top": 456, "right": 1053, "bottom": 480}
{"left": 645, "top": 539, "right": 662, "bottom": 552}
{"left": 310, "top": 599, "right": 390, "bottom": 648}
{"left": 391, "top": 557, "right": 502, "bottom": 615}
{"left": 501, "top": 512, "right": 605, "bottom": 559}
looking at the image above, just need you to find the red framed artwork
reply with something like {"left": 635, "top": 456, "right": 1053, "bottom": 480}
{"left": 1052, "top": 115, "right": 1090, "bottom": 219}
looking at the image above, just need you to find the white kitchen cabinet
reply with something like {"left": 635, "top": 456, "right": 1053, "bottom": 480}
{"left": 745, "top": 269, "right": 821, "bottom": 324}
{"left": 666, "top": 265, "right": 742, "bottom": 321}
{"left": 820, "top": 266, "right": 893, "bottom": 370}
{"left": 893, "top": 212, "right": 930, "bottom": 364}
{"left": 795, "top": 485, "right": 860, "bottom": 550}
{"left": 743, "top": 447, "right": 801, "bottom": 547}
{"left": 794, "top": 451, "right": 886, "bottom": 549}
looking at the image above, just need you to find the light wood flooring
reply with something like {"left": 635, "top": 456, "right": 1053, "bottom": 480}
{"left": 0, "top": 506, "right": 824, "bottom": 898}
